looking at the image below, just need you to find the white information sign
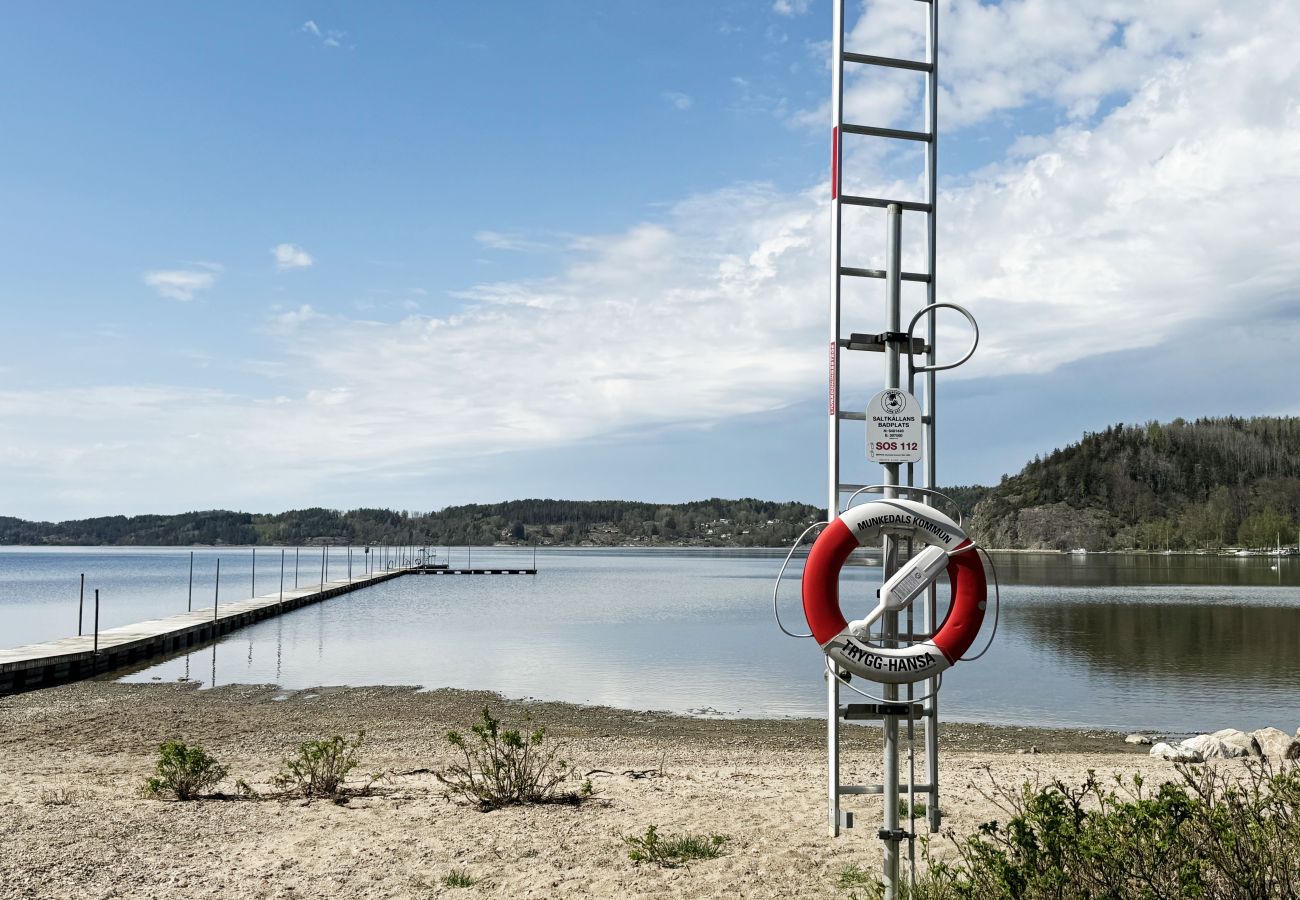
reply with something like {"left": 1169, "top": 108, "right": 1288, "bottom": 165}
{"left": 866, "top": 389, "right": 923, "bottom": 463}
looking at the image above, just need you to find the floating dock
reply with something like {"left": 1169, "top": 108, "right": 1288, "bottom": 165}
{"left": 413, "top": 565, "right": 537, "bottom": 575}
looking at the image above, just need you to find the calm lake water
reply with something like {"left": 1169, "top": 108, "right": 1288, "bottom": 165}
{"left": 2, "top": 546, "right": 1299, "bottom": 733}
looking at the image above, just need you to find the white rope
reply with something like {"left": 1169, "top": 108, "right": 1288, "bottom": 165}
{"left": 771, "top": 522, "right": 826, "bottom": 639}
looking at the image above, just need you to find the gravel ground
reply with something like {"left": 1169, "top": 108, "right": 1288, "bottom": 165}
{"left": 0, "top": 681, "right": 1157, "bottom": 899}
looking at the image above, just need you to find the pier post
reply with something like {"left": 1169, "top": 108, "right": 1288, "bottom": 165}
{"left": 78, "top": 573, "right": 85, "bottom": 636}
{"left": 187, "top": 551, "right": 194, "bottom": 612}
{"left": 214, "top": 558, "right": 221, "bottom": 624}
{"left": 93, "top": 589, "right": 100, "bottom": 655}
{"left": 279, "top": 549, "right": 285, "bottom": 604}
{"left": 294, "top": 547, "right": 299, "bottom": 589}
{"left": 251, "top": 548, "right": 256, "bottom": 598}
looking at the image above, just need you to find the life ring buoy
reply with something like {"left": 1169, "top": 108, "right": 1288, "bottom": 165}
{"left": 801, "top": 498, "right": 986, "bottom": 684}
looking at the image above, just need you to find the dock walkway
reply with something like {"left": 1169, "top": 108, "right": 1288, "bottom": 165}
{"left": 0, "top": 568, "right": 408, "bottom": 694}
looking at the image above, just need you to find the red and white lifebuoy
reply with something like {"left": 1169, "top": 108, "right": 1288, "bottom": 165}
{"left": 802, "top": 498, "right": 987, "bottom": 684}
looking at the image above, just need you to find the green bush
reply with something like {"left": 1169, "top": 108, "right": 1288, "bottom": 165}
{"left": 850, "top": 764, "right": 1300, "bottom": 899}
{"left": 143, "top": 741, "right": 229, "bottom": 800}
{"left": 272, "top": 732, "right": 364, "bottom": 800}
{"left": 436, "top": 706, "right": 588, "bottom": 809}
{"left": 624, "top": 824, "right": 730, "bottom": 868}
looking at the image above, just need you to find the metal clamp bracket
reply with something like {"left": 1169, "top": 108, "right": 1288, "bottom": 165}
{"left": 843, "top": 332, "right": 929, "bottom": 355}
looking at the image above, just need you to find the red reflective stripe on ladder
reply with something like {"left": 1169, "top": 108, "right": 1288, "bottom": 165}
{"left": 831, "top": 126, "right": 839, "bottom": 199}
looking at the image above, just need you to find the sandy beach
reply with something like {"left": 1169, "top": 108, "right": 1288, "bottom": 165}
{"left": 0, "top": 681, "right": 1176, "bottom": 899}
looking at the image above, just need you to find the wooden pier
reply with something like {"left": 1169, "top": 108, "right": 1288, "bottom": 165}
{"left": 0, "top": 556, "right": 544, "bottom": 696}
{"left": 0, "top": 569, "right": 410, "bottom": 695}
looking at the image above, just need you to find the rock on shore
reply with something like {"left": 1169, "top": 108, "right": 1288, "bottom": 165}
{"left": 1147, "top": 726, "right": 1300, "bottom": 763}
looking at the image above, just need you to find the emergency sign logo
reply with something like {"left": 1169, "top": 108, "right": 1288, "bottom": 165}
{"left": 881, "top": 390, "right": 907, "bottom": 415}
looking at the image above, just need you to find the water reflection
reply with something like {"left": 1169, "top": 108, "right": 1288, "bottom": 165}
{"left": 990, "top": 551, "right": 1300, "bottom": 587}
{"left": 1009, "top": 593, "right": 1300, "bottom": 683}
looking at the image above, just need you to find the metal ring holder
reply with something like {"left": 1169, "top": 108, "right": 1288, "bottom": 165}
{"left": 906, "top": 302, "right": 979, "bottom": 396}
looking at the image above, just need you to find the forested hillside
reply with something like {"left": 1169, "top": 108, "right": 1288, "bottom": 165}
{"left": 0, "top": 499, "right": 824, "bottom": 548}
{"left": 968, "top": 417, "right": 1300, "bottom": 550}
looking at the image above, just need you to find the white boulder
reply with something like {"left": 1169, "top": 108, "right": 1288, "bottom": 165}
{"left": 1252, "top": 727, "right": 1300, "bottom": 760}
{"left": 1150, "top": 742, "right": 1203, "bottom": 763}
{"left": 1181, "top": 735, "right": 1245, "bottom": 760}
{"left": 1124, "top": 734, "right": 1153, "bottom": 745}
{"left": 1209, "top": 729, "right": 1262, "bottom": 757}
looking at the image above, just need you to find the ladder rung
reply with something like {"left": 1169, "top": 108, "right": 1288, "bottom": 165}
{"left": 838, "top": 195, "right": 932, "bottom": 214}
{"left": 842, "top": 51, "right": 933, "bottom": 73}
{"left": 840, "top": 784, "right": 937, "bottom": 796}
{"left": 842, "top": 123, "right": 932, "bottom": 143}
{"left": 843, "top": 702, "right": 926, "bottom": 719}
{"left": 839, "top": 266, "right": 933, "bottom": 284}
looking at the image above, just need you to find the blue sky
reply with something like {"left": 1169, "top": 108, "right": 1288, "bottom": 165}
{"left": 2, "top": 1, "right": 1299, "bottom": 520}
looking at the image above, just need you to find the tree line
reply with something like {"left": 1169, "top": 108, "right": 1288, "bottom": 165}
{"left": 0, "top": 498, "right": 825, "bottom": 548}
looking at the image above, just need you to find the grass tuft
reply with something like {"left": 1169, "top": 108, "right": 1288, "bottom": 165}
{"left": 442, "top": 868, "right": 478, "bottom": 888}
{"left": 624, "top": 824, "right": 730, "bottom": 868}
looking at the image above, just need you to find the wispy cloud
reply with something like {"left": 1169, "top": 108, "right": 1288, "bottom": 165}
{"left": 662, "top": 91, "right": 694, "bottom": 110}
{"left": 142, "top": 265, "right": 221, "bottom": 301}
{"left": 773, "top": 0, "right": 812, "bottom": 16}
{"left": 301, "top": 19, "right": 344, "bottom": 48}
{"left": 473, "top": 230, "right": 559, "bottom": 253}
{"left": 272, "top": 243, "right": 314, "bottom": 270}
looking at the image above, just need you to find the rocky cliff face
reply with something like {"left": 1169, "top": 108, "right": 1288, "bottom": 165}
{"left": 967, "top": 501, "right": 1118, "bottom": 551}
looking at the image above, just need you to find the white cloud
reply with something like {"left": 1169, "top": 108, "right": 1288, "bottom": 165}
{"left": 662, "top": 91, "right": 694, "bottom": 110}
{"left": 10, "top": 3, "right": 1300, "bottom": 515}
{"left": 267, "top": 304, "right": 320, "bottom": 333}
{"left": 272, "top": 243, "right": 314, "bottom": 270}
{"left": 301, "top": 20, "right": 321, "bottom": 38}
{"left": 142, "top": 266, "right": 221, "bottom": 301}
{"left": 774, "top": 0, "right": 812, "bottom": 16}
{"left": 827, "top": 0, "right": 1229, "bottom": 134}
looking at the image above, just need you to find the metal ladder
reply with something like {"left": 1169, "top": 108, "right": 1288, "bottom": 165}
{"left": 825, "top": 0, "right": 942, "bottom": 895}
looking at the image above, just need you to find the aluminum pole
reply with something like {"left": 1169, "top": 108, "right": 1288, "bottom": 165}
{"left": 826, "top": 0, "right": 847, "bottom": 840}
{"left": 78, "top": 573, "right": 85, "bottom": 636}
{"left": 881, "top": 202, "right": 904, "bottom": 900}
{"left": 923, "top": 0, "right": 943, "bottom": 836}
